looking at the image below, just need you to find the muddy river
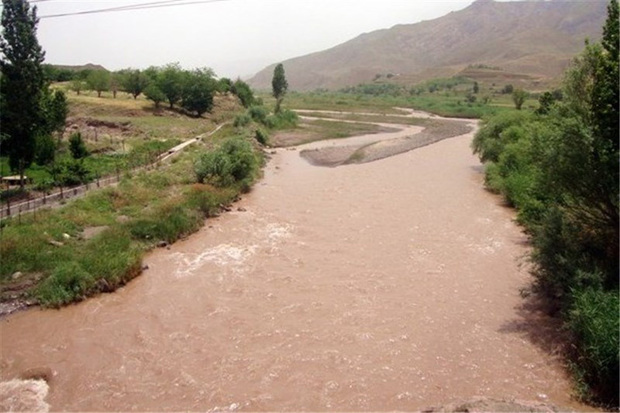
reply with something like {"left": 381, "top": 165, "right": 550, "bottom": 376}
{"left": 0, "top": 114, "right": 587, "bottom": 411}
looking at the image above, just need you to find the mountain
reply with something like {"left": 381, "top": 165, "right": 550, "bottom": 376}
{"left": 249, "top": 0, "right": 608, "bottom": 91}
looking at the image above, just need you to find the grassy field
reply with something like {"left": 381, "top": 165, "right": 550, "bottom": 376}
{"left": 260, "top": 86, "right": 539, "bottom": 120}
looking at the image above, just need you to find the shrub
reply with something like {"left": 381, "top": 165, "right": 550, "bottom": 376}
{"left": 233, "top": 113, "right": 251, "bottom": 128}
{"left": 255, "top": 128, "right": 269, "bottom": 145}
{"left": 69, "top": 132, "right": 89, "bottom": 159}
{"left": 194, "top": 137, "right": 258, "bottom": 188}
{"left": 264, "top": 109, "right": 298, "bottom": 130}
{"left": 248, "top": 105, "right": 268, "bottom": 124}
{"left": 568, "top": 288, "right": 619, "bottom": 406}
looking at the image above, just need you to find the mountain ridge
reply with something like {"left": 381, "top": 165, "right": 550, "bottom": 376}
{"left": 249, "top": 0, "right": 608, "bottom": 91}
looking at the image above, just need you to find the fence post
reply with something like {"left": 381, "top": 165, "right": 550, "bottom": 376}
{"left": 6, "top": 196, "right": 10, "bottom": 216}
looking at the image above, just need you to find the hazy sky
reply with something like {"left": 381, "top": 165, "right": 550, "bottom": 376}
{"left": 33, "top": 0, "right": 477, "bottom": 78}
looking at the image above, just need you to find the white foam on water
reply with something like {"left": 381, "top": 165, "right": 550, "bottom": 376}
{"left": 173, "top": 244, "right": 258, "bottom": 277}
{"left": 0, "top": 379, "right": 50, "bottom": 413}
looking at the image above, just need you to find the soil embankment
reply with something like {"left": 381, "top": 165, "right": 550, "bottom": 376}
{"left": 0, "top": 111, "right": 590, "bottom": 411}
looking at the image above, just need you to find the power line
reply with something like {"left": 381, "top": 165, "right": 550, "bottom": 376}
{"left": 38, "top": 0, "right": 230, "bottom": 19}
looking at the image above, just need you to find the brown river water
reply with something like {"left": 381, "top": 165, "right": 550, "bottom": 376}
{"left": 0, "top": 115, "right": 589, "bottom": 411}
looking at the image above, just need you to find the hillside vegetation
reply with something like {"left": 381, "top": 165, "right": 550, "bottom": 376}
{"left": 249, "top": 0, "right": 608, "bottom": 91}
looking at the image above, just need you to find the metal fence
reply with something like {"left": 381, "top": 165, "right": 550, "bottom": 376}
{"left": 0, "top": 174, "right": 123, "bottom": 220}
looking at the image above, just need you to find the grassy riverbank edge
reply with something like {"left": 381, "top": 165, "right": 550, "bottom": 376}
{"left": 0, "top": 137, "right": 263, "bottom": 312}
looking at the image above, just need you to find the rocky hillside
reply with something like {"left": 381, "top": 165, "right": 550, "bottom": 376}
{"left": 249, "top": 0, "right": 608, "bottom": 91}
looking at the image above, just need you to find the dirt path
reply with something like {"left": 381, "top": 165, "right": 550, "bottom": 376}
{"left": 0, "top": 113, "right": 591, "bottom": 411}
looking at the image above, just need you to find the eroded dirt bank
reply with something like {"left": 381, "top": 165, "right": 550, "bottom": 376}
{"left": 0, "top": 116, "right": 590, "bottom": 411}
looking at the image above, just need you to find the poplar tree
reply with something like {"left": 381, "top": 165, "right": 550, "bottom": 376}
{"left": 272, "top": 63, "right": 288, "bottom": 113}
{"left": 0, "top": 0, "right": 46, "bottom": 186}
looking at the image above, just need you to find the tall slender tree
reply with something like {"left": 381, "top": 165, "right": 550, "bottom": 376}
{"left": 0, "top": 0, "right": 46, "bottom": 186}
{"left": 271, "top": 63, "right": 288, "bottom": 113}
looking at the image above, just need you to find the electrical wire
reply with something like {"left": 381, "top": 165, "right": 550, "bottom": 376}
{"left": 37, "top": 0, "right": 230, "bottom": 19}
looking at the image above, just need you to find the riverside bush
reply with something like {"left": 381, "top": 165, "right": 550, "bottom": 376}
{"left": 194, "top": 137, "right": 259, "bottom": 188}
{"left": 568, "top": 288, "right": 619, "bottom": 404}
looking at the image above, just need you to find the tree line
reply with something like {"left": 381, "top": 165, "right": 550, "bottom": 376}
{"left": 62, "top": 64, "right": 256, "bottom": 117}
{"left": 472, "top": 0, "right": 618, "bottom": 407}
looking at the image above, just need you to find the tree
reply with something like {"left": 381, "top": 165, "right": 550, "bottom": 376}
{"left": 87, "top": 70, "right": 110, "bottom": 97}
{"left": 0, "top": 0, "right": 46, "bottom": 187}
{"left": 70, "top": 79, "right": 85, "bottom": 95}
{"left": 144, "top": 83, "right": 165, "bottom": 108}
{"left": 158, "top": 63, "right": 184, "bottom": 109}
{"left": 181, "top": 68, "right": 215, "bottom": 117}
{"left": 69, "top": 132, "right": 88, "bottom": 159}
{"left": 121, "top": 69, "right": 149, "bottom": 99}
{"left": 512, "top": 88, "right": 528, "bottom": 110}
{"left": 272, "top": 63, "right": 288, "bottom": 113}
{"left": 473, "top": 81, "right": 479, "bottom": 94}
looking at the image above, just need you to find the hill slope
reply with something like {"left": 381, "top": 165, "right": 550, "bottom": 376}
{"left": 249, "top": 0, "right": 608, "bottom": 91}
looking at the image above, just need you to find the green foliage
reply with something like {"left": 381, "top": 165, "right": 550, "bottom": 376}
{"left": 272, "top": 63, "right": 288, "bottom": 113}
{"left": 568, "top": 288, "right": 619, "bottom": 407}
{"left": 180, "top": 68, "right": 215, "bottom": 117}
{"left": 158, "top": 63, "right": 184, "bottom": 109}
{"left": 231, "top": 79, "right": 256, "bottom": 108}
{"left": 37, "top": 261, "right": 94, "bottom": 307}
{"left": 70, "top": 79, "right": 85, "bottom": 95}
{"left": 233, "top": 113, "right": 251, "bottom": 128}
{"left": 254, "top": 128, "right": 269, "bottom": 146}
{"left": 49, "top": 158, "right": 92, "bottom": 186}
{"left": 0, "top": 0, "right": 46, "bottom": 183}
{"left": 69, "top": 132, "right": 89, "bottom": 159}
{"left": 40, "top": 88, "right": 68, "bottom": 135}
{"left": 42, "top": 64, "right": 75, "bottom": 82}
{"left": 341, "top": 82, "right": 405, "bottom": 96}
{"left": 512, "top": 88, "right": 528, "bottom": 110}
{"left": 127, "top": 203, "right": 201, "bottom": 243}
{"left": 144, "top": 83, "right": 165, "bottom": 108}
{"left": 120, "top": 69, "right": 150, "bottom": 99}
{"left": 248, "top": 105, "right": 268, "bottom": 123}
{"left": 86, "top": 70, "right": 110, "bottom": 97}
{"left": 34, "top": 134, "right": 56, "bottom": 165}
{"left": 265, "top": 109, "right": 298, "bottom": 130}
{"left": 194, "top": 137, "right": 259, "bottom": 188}
{"left": 472, "top": 110, "right": 533, "bottom": 163}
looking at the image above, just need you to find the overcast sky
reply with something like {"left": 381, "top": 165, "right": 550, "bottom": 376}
{"left": 32, "top": 0, "right": 477, "bottom": 78}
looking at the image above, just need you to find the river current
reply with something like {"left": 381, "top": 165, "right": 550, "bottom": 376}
{"left": 0, "top": 114, "right": 586, "bottom": 411}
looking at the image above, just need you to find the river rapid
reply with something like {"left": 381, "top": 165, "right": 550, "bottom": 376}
{"left": 0, "top": 113, "right": 587, "bottom": 411}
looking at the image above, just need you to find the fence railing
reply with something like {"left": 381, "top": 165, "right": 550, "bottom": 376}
{"left": 0, "top": 174, "right": 123, "bottom": 220}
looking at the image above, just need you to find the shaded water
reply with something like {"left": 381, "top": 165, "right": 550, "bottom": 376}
{"left": 1, "top": 117, "right": 586, "bottom": 411}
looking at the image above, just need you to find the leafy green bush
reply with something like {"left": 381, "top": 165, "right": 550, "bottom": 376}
{"left": 194, "top": 137, "right": 259, "bottom": 188}
{"left": 248, "top": 105, "right": 268, "bottom": 124}
{"left": 265, "top": 109, "right": 298, "bottom": 129}
{"left": 233, "top": 113, "right": 251, "bottom": 128}
{"left": 568, "top": 288, "right": 619, "bottom": 406}
{"left": 254, "top": 128, "right": 269, "bottom": 145}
